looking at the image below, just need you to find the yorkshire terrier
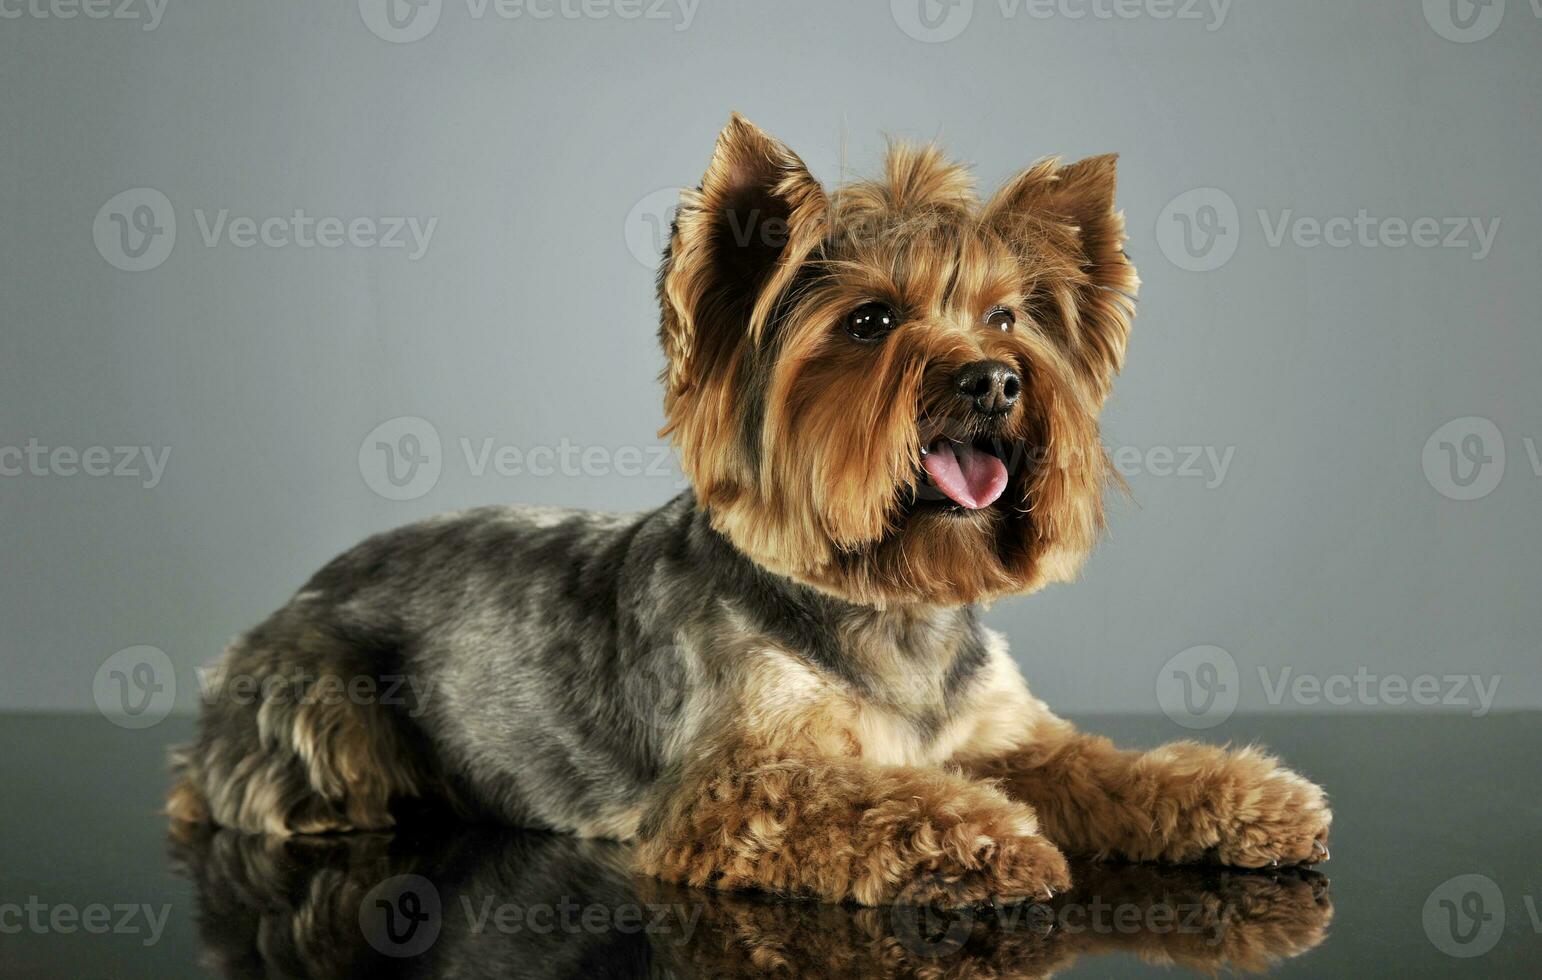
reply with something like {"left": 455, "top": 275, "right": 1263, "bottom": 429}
{"left": 169, "top": 115, "right": 1330, "bottom": 907}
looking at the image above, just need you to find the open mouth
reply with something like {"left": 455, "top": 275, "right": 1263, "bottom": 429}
{"left": 915, "top": 437, "right": 1010, "bottom": 512}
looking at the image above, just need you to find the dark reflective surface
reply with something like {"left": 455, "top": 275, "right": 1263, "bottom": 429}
{"left": 168, "top": 827, "right": 1332, "bottom": 978}
{"left": 3, "top": 713, "right": 1539, "bottom": 977}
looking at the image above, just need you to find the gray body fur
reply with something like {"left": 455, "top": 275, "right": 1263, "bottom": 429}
{"left": 181, "top": 491, "right": 989, "bottom": 836}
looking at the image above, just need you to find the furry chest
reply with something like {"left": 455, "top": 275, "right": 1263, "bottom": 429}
{"left": 725, "top": 646, "right": 973, "bottom": 769}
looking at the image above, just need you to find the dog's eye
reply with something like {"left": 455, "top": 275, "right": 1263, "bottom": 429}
{"left": 845, "top": 303, "right": 899, "bottom": 342}
{"left": 985, "top": 307, "right": 1015, "bottom": 331}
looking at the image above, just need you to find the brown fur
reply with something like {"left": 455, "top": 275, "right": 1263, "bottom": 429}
{"left": 170, "top": 116, "right": 1330, "bottom": 914}
{"left": 639, "top": 115, "right": 1326, "bottom": 905}
{"left": 660, "top": 116, "right": 1134, "bottom": 607}
{"left": 963, "top": 724, "right": 1332, "bottom": 867}
{"left": 645, "top": 863, "right": 1332, "bottom": 978}
{"left": 636, "top": 744, "right": 1070, "bottom": 908}
{"left": 636, "top": 627, "right": 1327, "bottom": 906}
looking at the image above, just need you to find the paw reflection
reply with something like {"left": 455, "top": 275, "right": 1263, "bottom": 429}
{"left": 171, "top": 829, "right": 1331, "bottom": 978}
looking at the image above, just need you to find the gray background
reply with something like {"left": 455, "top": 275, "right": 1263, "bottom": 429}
{"left": 2, "top": 0, "right": 1538, "bottom": 718}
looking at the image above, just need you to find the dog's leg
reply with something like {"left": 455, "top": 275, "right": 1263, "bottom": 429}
{"left": 961, "top": 714, "right": 1331, "bottom": 868}
{"left": 635, "top": 746, "right": 1070, "bottom": 908}
{"left": 169, "top": 619, "right": 434, "bottom": 836}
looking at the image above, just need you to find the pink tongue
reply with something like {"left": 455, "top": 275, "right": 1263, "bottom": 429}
{"left": 921, "top": 441, "right": 1008, "bottom": 510}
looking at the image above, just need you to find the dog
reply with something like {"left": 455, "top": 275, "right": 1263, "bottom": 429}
{"left": 168, "top": 114, "right": 1330, "bottom": 908}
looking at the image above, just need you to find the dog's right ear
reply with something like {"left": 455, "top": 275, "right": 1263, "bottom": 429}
{"left": 983, "top": 154, "right": 1137, "bottom": 403}
{"left": 658, "top": 114, "right": 827, "bottom": 403}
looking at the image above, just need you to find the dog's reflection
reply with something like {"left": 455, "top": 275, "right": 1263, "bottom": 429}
{"left": 171, "top": 826, "right": 1331, "bottom": 978}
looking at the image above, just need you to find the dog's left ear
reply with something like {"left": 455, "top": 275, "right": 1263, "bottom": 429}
{"left": 983, "top": 154, "right": 1138, "bottom": 400}
{"left": 659, "top": 114, "right": 828, "bottom": 403}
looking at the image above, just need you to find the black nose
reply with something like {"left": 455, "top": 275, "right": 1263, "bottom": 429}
{"left": 954, "top": 360, "right": 1021, "bottom": 416}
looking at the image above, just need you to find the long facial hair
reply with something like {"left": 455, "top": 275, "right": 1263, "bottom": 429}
{"left": 658, "top": 116, "right": 1138, "bottom": 608}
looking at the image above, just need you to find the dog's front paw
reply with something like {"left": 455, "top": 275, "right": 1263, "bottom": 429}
{"left": 901, "top": 830, "right": 1071, "bottom": 908}
{"left": 1208, "top": 751, "right": 1331, "bottom": 868}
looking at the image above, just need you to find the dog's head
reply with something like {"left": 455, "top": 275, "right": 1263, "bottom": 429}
{"left": 658, "top": 115, "right": 1138, "bottom": 607}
